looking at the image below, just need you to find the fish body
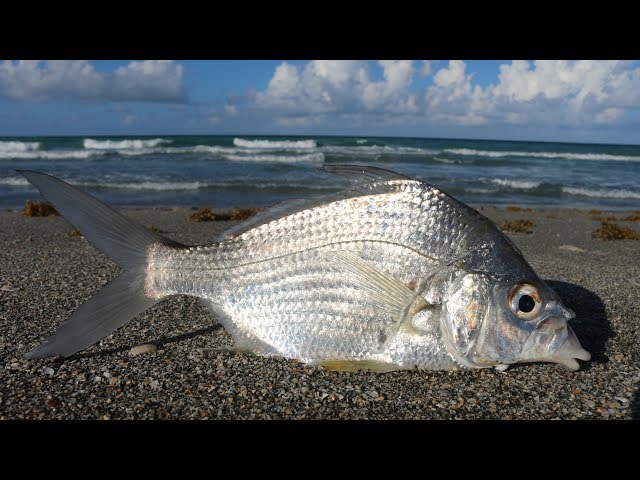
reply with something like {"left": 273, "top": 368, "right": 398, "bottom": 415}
{"left": 20, "top": 166, "right": 591, "bottom": 371}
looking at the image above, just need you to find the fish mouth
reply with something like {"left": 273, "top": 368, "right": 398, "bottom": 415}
{"left": 519, "top": 316, "right": 591, "bottom": 371}
{"left": 547, "top": 323, "right": 592, "bottom": 371}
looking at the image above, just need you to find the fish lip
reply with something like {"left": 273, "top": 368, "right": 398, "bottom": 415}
{"left": 549, "top": 323, "right": 591, "bottom": 371}
{"left": 519, "top": 315, "right": 591, "bottom": 371}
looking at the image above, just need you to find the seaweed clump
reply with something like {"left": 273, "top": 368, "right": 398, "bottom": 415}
{"left": 621, "top": 213, "right": 640, "bottom": 222}
{"left": 592, "top": 222, "right": 640, "bottom": 240}
{"left": 23, "top": 200, "right": 59, "bottom": 217}
{"left": 499, "top": 219, "right": 534, "bottom": 234}
{"left": 190, "top": 208, "right": 216, "bottom": 222}
{"left": 190, "top": 207, "right": 263, "bottom": 222}
{"left": 229, "top": 207, "right": 263, "bottom": 221}
{"left": 506, "top": 206, "right": 533, "bottom": 212}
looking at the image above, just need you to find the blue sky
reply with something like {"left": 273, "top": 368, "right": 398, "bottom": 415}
{"left": 1, "top": 60, "right": 639, "bottom": 144}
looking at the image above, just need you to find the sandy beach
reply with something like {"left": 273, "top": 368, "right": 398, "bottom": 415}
{"left": 1, "top": 205, "right": 638, "bottom": 420}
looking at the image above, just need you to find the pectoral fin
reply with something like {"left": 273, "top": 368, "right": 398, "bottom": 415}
{"left": 330, "top": 251, "right": 431, "bottom": 331}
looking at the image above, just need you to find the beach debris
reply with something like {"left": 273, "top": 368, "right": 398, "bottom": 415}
{"left": 129, "top": 343, "right": 157, "bottom": 356}
{"left": 146, "top": 224, "right": 163, "bottom": 233}
{"left": 621, "top": 213, "right": 640, "bottom": 222}
{"left": 506, "top": 206, "right": 532, "bottom": 212}
{"left": 23, "top": 200, "right": 59, "bottom": 217}
{"left": 68, "top": 229, "right": 82, "bottom": 237}
{"left": 229, "top": 207, "right": 263, "bottom": 221}
{"left": 592, "top": 221, "right": 640, "bottom": 240}
{"left": 190, "top": 207, "right": 263, "bottom": 222}
{"left": 559, "top": 244, "right": 587, "bottom": 253}
{"left": 190, "top": 207, "right": 216, "bottom": 222}
{"left": 499, "top": 219, "right": 534, "bottom": 233}
{"left": 46, "top": 399, "right": 61, "bottom": 408}
{"left": 589, "top": 212, "right": 640, "bottom": 223}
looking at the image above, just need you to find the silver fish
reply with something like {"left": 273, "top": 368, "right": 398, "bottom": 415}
{"left": 20, "top": 165, "right": 591, "bottom": 371}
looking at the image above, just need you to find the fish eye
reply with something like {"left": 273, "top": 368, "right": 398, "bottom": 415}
{"left": 509, "top": 283, "right": 542, "bottom": 320}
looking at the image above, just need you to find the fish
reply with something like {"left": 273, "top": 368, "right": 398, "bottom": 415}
{"left": 19, "top": 165, "right": 591, "bottom": 371}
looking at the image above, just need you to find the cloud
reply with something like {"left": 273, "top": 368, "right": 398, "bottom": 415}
{"left": 255, "top": 60, "right": 422, "bottom": 115}
{"left": 254, "top": 60, "right": 640, "bottom": 128}
{"left": 0, "top": 60, "right": 187, "bottom": 103}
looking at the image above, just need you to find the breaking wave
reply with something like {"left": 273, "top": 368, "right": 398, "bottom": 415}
{"left": 0, "top": 177, "right": 29, "bottom": 186}
{"left": 490, "top": 178, "right": 542, "bottom": 190}
{"left": 83, "top": 138, "right": 172, "bottom": 150}
{"left": 0, "top": 141, "right": 41, "bottom": 153}
{"left": 233, "top": 138, "right": 317, "bottom": 149}
{"left": 224, "top": 152, "right": 325, "bottom": 163}
{"left": 321, "top": 145, "right": 437, "bottom": 156}
{"left": 0, "top": 150, "right": 94, "bottom": 160}
{"left": 445, "top": 148, "right": 640, "bottom": 162}
{"left": 562, "top": 187, "right": 640, "bottom": 200}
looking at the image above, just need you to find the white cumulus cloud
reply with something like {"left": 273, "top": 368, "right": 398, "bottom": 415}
{"left": 0, "top": 60, "right": 187, "bottom": 103}
{"left": 254, "top": 60, "right": 640, "bottom": 128}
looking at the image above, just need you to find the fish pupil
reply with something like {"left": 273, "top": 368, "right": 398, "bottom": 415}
{"left": 518, "top": 295, "right": 536, "bottom": 313}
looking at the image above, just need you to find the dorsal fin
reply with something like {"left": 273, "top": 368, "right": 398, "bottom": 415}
{"left": 217, "top": 164, "right": 416, "bottom": 241}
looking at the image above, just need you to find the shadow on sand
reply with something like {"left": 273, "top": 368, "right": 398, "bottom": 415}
{"left": 69, "top": 323, "right": 224, "bottom": 361}
{"left": 545, "top": 280, "right": 612, "bottom": 368}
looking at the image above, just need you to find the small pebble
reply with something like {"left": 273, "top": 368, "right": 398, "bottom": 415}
{"left": 129, "top": 344, "right": 157, "bottom": 356}
{"left": 43, "top": 367, "right": 54, "bottom": 376}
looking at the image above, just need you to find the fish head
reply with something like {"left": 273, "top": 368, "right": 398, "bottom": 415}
{"left": 442, "top": 272, "right": 591, "bottom": 371}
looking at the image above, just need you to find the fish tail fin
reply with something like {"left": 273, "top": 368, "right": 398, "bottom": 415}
{"left": 18, "top": 170, "right": 184, "bottom": 359}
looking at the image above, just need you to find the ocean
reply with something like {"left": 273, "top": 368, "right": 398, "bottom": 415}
{"left": 1, "top": 135, "right": 639, "bottom": 211}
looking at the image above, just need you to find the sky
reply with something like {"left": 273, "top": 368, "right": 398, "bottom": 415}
{"left": 1, "top": 60, "right": 640, "bottom": 144}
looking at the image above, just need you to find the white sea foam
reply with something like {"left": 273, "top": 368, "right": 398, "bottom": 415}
{"left": 0, "top": 177, "right": 29, "bottom": 186}
{"left": 356, "top": 139, "right": 368, "bottom": 144}
{"left": 233, "top": 138, "right": 317, "bottom": 149}
{"left": 83, "top": 138, "right": 172, "bottom": 150}
{"left": 445, "top": 148, "right": 640, "bottom": 162}
{"left": 0, "top": 150, "right": 94, "bottom": 160}
{"left": 491, "top": 178, "right": 542, "bottom": 190}
{"left": 562, "top": 187, "right": 640, "bottom": 200}
{"left": 321, "top": 145, "right": 437, "bottom": 156}
{"left": 466, "top": 187, "right": 498, "bottom": 194}
{"left": 224, "top": 152, "right": 325, "bottom": 163}
{"left": 100, "top": 181, "right": 206, "bottom": 191}
{"left": 433, "top": 157, "right": 456, "bottom": 164}
{"left": 0, "top": 141, "right": 41, "bottom": 153}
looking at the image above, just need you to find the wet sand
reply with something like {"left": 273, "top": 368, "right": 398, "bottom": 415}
{"left": 1, "top": 206, "right": 638, "bottom": 419}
